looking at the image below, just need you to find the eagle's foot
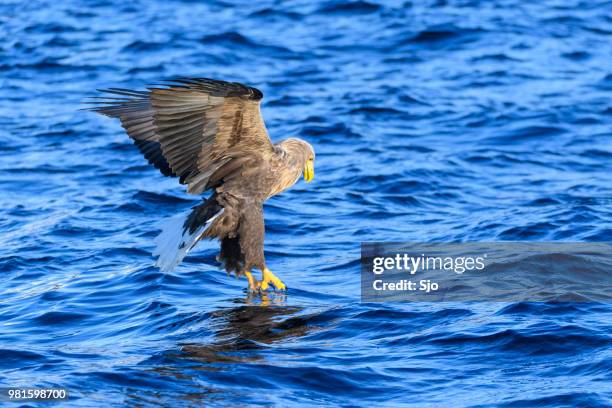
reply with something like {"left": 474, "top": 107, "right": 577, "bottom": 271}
{"left": 260, "top": 267, "right": 286, "bottom": 291}
{"left": 244, "top": 271, "right": 260, "bottom": 292}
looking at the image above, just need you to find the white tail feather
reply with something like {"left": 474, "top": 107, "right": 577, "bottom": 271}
{"left": 153, "top": 209, "right": 223, "bottom": 272}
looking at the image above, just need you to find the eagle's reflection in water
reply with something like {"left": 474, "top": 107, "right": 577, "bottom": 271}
{"left": 178, "top": 293, "right": 310, "bottom": 365}
{"left": 143, "top": 295, "right": 325, "bottom": 405}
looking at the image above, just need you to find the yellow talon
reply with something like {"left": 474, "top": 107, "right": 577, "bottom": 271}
{"left": 261, "top": 267, "right": 286, "bottom": 291}
{"left": 244, "top": 271, "right": 260, "bottom": 292}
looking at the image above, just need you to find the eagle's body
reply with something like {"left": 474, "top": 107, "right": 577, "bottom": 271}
{"left": 90, "top": 78, "right": 315, "bottom": 291}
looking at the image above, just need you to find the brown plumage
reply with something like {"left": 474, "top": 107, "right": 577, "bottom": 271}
{"left": 89, "top": 78, "right": 315, "bottom": 291}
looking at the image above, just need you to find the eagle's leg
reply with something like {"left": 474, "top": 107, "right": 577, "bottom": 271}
{"left": 244, "top": 271, "right": 260, "bottom": 292}
{"left": 260, "top": 267, "right": 286, "bottom": 291}
{"left": 236, "top": 204, "right": 285, "bottom": 291}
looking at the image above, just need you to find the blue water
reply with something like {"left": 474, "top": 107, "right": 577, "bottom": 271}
{"left": 1, "top": 0, "right": 612, "bottom": 406}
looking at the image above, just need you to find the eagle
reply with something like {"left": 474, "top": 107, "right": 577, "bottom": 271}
{"left": 89, "top": 78, "right": 315, "bottom": 292}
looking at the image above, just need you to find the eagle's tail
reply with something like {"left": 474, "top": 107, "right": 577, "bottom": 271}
{"left": 153, "top": 197, "right": 223, "bottom": 272}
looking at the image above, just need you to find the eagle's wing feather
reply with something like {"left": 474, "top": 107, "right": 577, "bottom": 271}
{"left": 89, "top": 78, "right": 273, "bottom": 194}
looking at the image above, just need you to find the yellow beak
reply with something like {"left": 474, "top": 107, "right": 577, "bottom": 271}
{"left": 304, "top": 161, "right": 314, "bottom": 183}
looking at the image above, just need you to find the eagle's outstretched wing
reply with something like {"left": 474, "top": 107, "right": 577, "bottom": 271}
{"left": 89, "top": 78, "right": 274, "bottom": 194}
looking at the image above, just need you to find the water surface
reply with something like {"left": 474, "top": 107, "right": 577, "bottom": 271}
{"left": 1, "top": 0, "right": 611, "bottom": 406}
